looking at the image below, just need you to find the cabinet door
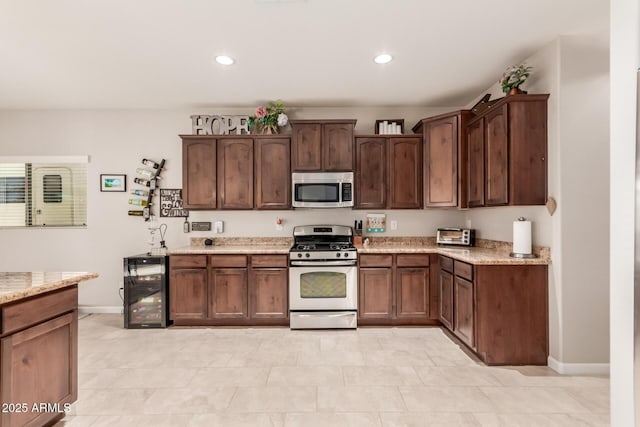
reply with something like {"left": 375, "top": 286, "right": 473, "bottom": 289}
{"left": 485, "top": 105, "right": 509, "bottom": 205}
{"left": 210, "top": 269, "right": 248, "bottom": 319}
{"left": 249, "top": 268, "right": 288, "bottom": 320}
{"left": 388, "top": 137, "right": 422, "bottom": 209}
{"left": 170, "top": 268, "right": 207, "bottom": 319}
{"left": 217, "top": 138, "right": 254, "bottom": 209}
{"left": 255, "top": 138, "right": 291, "bottom": 209}
{"left": 182, "top": 139, "right": 216, "bottom": 209}
{"left": 355, "top": 137, "right": 386, "bottom": 209}
{"left": 1, "top": 312, "right": 77, "bottom": 427}
{"left": 358, "top": 268, "right": 393, "bottom": 319}
{"left": 454, "top": 276, "right": 474, "bottom": 348}
{"left": 395, "top": 268, "right": 429, "bottom": 319}
{"left": 424, "top": 116, "right": 458, "bottom": 207}
{"left": 467, "top": 119, "right": 485, "bottom": 208}
{"left": 323, "top": 123, "right": 354, "bottom": 171}
{"left": 292, "top": 123, "right": 322, "bottom": 171}
{"left": 438, "top": 269, "right": 454, "bottom": 330}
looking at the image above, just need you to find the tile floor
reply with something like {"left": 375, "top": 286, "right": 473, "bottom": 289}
{"left": 54, "top": 314, "right": 610, "bottom": 426}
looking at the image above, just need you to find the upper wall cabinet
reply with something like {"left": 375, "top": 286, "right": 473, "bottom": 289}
{"left": 290, "top": 120, "right": 356, "bottom": 171}
{"left": 413, "top": 110, "right": 473, "bottom": 209}
{"left": 355, "top": 135, "right": 422, "bottom": 209}
{"left": 466, "top": 94, "right": 549, "bottom": 207}
{"left": 181, "top": 135, "right": 291, "bottom": 210}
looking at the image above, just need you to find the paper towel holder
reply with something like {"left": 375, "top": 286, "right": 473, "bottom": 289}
{"left": 509, "top": 217, "right": 538, "bottom": 259}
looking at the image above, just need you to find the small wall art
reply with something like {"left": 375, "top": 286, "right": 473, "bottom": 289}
{"left": 160, "top": 189, "right": 189, "bottom": 217}
{"left": 100, "top": 174, "right": 126, "bottom": 192}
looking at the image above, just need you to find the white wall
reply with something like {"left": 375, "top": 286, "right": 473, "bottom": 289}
{"left": 0, "top": 106, "right": 465, "bottom": 308}
{"left": 610, "top": 0, "right": 638, "bottom": 424}
{"left": 464, "top": 33, "right": 610, "bottom": 369}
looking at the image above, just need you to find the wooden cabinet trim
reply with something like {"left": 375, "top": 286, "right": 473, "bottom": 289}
{"left": 170, "top": 255, "right": 207, "bottom": 268}
{"left": 396, "top": 254, "right": 430, "bottom": 267}
{"left": 438, "top": 255, "right": 454, "bottom": 273}
{"left": 250, "top": 255, "right": 288, "bottom": 268}
{"left": 2, "top": 287, "right": 77, "bottom": 336}
{"left": 181, "top": 138, "right": 217, "bottom": 209}
{"left": 359, "top": 254, "right": 393, "bottom": 267}
{"left": 454, "top": 260, "right": 473, "bottom": 281}
{"left": 210, "top": 255, "right": 248, "bottom": 268}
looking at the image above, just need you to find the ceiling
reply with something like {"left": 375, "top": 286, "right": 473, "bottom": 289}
{"left": 0, "top": 0, "right": 608, "bottom": 110}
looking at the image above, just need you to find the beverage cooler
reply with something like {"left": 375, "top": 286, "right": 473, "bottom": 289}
{"left": 123, "top": 254, "right": 169, "bottom": 328}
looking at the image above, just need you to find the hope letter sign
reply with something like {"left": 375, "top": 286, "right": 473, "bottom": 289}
{"left": 190, "top": 115, "right": 250, "bottom": 135}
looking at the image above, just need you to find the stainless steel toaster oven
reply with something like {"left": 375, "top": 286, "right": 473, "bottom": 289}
{"left": 436, "top": 228, "right": 475, "bottom": 246}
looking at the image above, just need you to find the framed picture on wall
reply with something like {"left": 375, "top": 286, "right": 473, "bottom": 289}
{"left": 100, "top": 174, "right": 126, "bottom": 192}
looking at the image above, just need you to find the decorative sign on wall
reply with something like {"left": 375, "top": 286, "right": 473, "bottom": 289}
{"left": 190, "top": 115, "right": 250, "bottom": 135}
{"left": 366, "top": 213, "right": 386, "bottom": 233}
{"left": 160, "top": 189, "right": 189, "bottom": 217}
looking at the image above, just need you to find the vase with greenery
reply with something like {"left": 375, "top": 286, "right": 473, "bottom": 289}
{"left": 247, "top": 100, "right": 289, "bottom": 134}
{"left": 499, "top": 64, "right": 532, "bottom": 94}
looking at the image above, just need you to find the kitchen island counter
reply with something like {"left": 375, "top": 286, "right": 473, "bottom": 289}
{"left": 0, "top": 271, "right": 98, "bottom": 304}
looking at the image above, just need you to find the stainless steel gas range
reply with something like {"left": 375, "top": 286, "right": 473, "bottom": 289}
{"left": 289, "top": 225, "right": 358, "bottom": 329}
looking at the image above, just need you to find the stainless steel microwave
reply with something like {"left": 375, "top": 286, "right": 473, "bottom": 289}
{"left": 292, "top": 172, "right": 354, "bottom": 208}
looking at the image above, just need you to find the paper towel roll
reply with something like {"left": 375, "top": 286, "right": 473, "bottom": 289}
{"left": 513, "top": 219, "right": 532, "bottom": 255}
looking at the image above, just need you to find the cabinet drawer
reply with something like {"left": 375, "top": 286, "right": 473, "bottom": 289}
{"left": 359, "top": 254, "right": 393, "bottom": 267}
{"left": 251, "top": 255, "right": 288, "bottom": 268}
{"left": 454, "top": 260, "right": 474, "bottom": 281}
{"left": 171, "top": 255, "right": 207, "bottom": 268}
{"left": 439, "top": 256, "right": 454, "bottom": 272}
{"left": 211, "top": 255, "right": 248, "bottom": 268}
{"left": 396, "top": 254, "right": 430, "bottom": 267}
{"left": 2, "top": 286, "right": 77, "bottom": 335}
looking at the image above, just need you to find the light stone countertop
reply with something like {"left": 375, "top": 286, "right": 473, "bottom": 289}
{"left": 169, "top": 245, "right": 291, "bottom": 255}
{"left": 0, "top": 272, "right": 99, "bottom": 305}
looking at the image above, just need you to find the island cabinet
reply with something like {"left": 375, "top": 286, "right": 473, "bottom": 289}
{"left": 181, "top": 135, "right": 291, "bottom": 210}
{"left": 413, "top": 110, "right": 473, "bottom": 208}
{"left": 0, "top": 287, "right": 78, "bottom": 427}
{"left": 354, "top": 135, "right": 422, "bottom": 209}
{"left": 358, "top": 254, "right": 438, "bottom": 325}
{"left": 169, "top": 254, "right": 288, "bottom": 326}
{"left": 290, "top": 120, "right": 356, "bottom": 171}
{"left": 437, "top": 255, "right": 548, "bottom": 365}
{"left": 466, "top": 94, "right": 549, "bottom": 207}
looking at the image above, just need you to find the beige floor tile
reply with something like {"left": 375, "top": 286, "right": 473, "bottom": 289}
{"left": 227, "top": 350, "right": 298, "bottom": 367}
{"left": 227, "top": 386, "right": 317, "bottom": 412}
{"left": 472, "top": 412, "right": 610, "bottom": 426}
{"left": 380, "top": 412, "right": 481, "bottom": 427}
{"left": 317, "top": 386, "right": 406, "bottom": 412}
{"left": 399, "top": 386, "right": 496, "bottom": 412}
{"left": 190, "top": 413, "right": 284, "bottom": 427}
{"left": 343, "top": 366, "right": 422, "bottom": 386}
{"left": 107, "top": 367, "right": 199, "bottom": 388}
{"left": 142, "top": 387, "right": 236, "bottom": 413}
{"left": 296, "top": 350, "right": 365, "bottom": 366}
{"left": 268, "top": 366, "right": 345, "bottom": 385}
{"left": 52, "top": 415, "right": 99, "bottom": 427}
{"left": 189, "top": 367, "right": 270, "bottom": 387}
{"left": 415, "top": 366, "right": 502, "bottom": 386}
{"left": 320, "top": 334, "right": 383, "bottom": 351}
{"left": 285, "top": 412, "right": 382, "bottom": 427}
{"left": 73, "top": 389, "right": 155, "bottom": 415}
{"left": 488, "top": 366, "right": 610, "bottom": 388}
{"left": 479, "top": 386, "right": 593, "bottom": 413}
{"left": 566, "top": 386, "right": 611, "bottom": 413}
{"left": 362, "top": 349, "right": 434, "bottom": 367}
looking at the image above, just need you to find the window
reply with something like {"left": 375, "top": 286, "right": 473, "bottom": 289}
{"left": 0, "top": 157, "right": 88, "bottom": 227}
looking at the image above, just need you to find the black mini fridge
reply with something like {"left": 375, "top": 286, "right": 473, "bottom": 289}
{"left": 123, "top": 254, "right": 169, "bottom": 328}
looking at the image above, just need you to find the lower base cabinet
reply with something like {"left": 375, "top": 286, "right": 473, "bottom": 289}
{"left": 170, "top": 254, "right": 288, "bottom": 326}
{"left": 1, "top": 288, "right": 78, "bottom": 427}
{"left": 438, "top": 255, "right": 548, "bottom": 365}
{"left": 358, "top": 254, "right": 438, "bottom": 325}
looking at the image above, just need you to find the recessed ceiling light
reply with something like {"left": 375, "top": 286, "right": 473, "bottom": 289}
{"left": 374, "top": 54, "right": 393, "bottom": 64}
{"left": 215, "top": 55, "right": 235, "bottom": 66}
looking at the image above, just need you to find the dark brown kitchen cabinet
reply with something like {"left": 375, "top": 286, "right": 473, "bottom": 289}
{"left": 217, "top": 138, "right": 254, "bottom": 210}
{"left": 209, "top": 268, "right": 248, "bottom": 318}
{"left": 249, "top": 255, "right": 289, "bottom": 324}
{"left": 354, "top": 135, "right": 422, "bottom": 209}
{"left": 453, "top": 276, "right": 474, "bottom": 348}
{"left": 255, "top": 138, "right": 291, "bottom": 209}
{"left": 358, "top": 253, "right": 435, "bottom": 325}
{"left": 355, "top": 137, "right": 387, "bottom": 209}
{"left": 438, "top": 263, "right": 454, "bottom": 330}
{"left": 170, "top": 255, "right": 208, "bottom": 320}
{"left": 466, "top": 94, "right": 549, "bottom": 207}
{"left": 182, "top": 137, "right": 217, "bottom": 209}
{"left": 290, "top": 120, "right": 356, "bottom": 171}
{"left": 413, "top": 110, "right": 472, "bottom": 208}
{"left": 181, "top": 135, "right": 291, "bottom": 210}
{"left": 1, "top": 288, "right": 78, "bottom": 427}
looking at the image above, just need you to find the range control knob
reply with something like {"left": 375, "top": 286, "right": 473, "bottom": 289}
{"left": 344, "top": 253, "right": 350, "bottom": 257}
{"left": 336, "top": 253, "right": 341, "bottom": 258}
{"left": 305, "top": 253, "right": 310, "bottom": 258}
{"left": 297, "top": 253, "right": 302, "bottom": 258}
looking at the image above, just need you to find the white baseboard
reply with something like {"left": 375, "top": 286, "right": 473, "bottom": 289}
{"left": 548, "top": 356, "right": 610, "bottom": 375}
{"left": 79, "top": 306, "right": 122, "bottom": 315}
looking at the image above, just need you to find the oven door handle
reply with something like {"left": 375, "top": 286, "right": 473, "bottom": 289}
{"left": 296, "top": 313, "right": 355, "bottom": 317}
{"left": 290, "top": 260, "right": 357, "bottom": 267}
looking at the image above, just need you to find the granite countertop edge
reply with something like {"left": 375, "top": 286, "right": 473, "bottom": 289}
{"left": 0, "top": 272, "right": 99, "bottom": 305}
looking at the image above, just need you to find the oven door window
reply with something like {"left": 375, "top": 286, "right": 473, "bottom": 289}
{"left": 294, "top": 183, "right": 340, "bottom": 203}
{"left": 300, "top": 271, "right": 347, "bottom": 298}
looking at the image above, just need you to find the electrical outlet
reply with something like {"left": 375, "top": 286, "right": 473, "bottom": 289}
{"left": 214, "top": 220, "right": 224, "bottom": 233}
{"left": 390, "top": 220, "right": 398, "bottom": 230}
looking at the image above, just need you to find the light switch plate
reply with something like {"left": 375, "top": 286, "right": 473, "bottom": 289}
{"left": 214, "top": 220, "right": 224, "bottom": 233}
{"left": 191, "top": 222, "right": 211, "bottom": 231}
